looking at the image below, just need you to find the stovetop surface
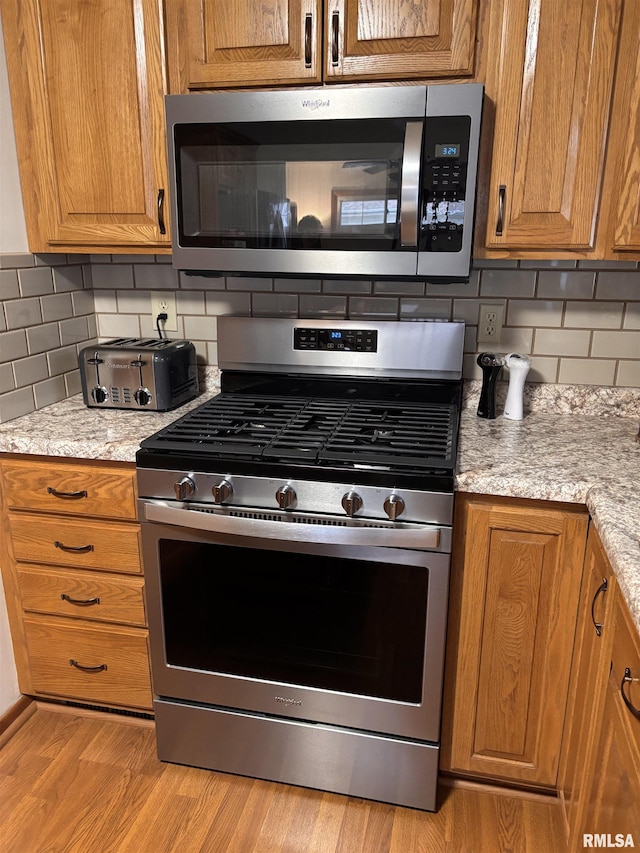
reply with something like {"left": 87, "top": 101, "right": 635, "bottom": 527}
{"left": 138, "top": 372, "right": 462, "bottom": 491}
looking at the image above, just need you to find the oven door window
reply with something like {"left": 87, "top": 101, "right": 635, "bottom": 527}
{"left": 173, "top": 119, "right": 410, "bottom": 252}
{"left": 158, "top": 539, "right": 428, "bottom": 703}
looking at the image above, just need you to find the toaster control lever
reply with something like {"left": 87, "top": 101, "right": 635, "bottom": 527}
{"left": 87, "top": 357, "right": 104, "bottom": 366}
{"left": 130, "top": 358, "right": 145, "bottom": 367}
{"left": 134, "top": 388, "right": 152, "bottom": 406}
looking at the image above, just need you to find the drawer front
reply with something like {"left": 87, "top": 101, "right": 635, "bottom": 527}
{"left": 18, "top": 565, "right": 146, "bottom": 627}
{"left": 9, "top": 514, "right": 141, "bottom": 574}
{"left": 1, "top": 460, "right": 136, "bottom": 519}
{"left": 24, "top": 615, "right": 152, "bottom": 710}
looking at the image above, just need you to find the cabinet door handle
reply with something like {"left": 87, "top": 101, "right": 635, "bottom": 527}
{"left": 621, "top": 668, "right": 640, "bottom": 721}
{"left": 331, "top": 12, "right": 340, "bottom": 66}
{"left": 54, "top": 541, "right": 94, "bottom": 554}
{"left": 591, "top": 577, "right": 608, "bottom": 636}
{"left": 61, "top": 593, "right": 100, "bottom": 607}
{"left": 304, "top": 14, "right": 312, "bottom": 68}
{"left": 157, "top": 188, "right": 166, "bottom": 235}
{"left": 47, "top": 487, "right": 88, "bottom": 500}
{"left": 495, "top": 185, "right": 506, "bottom": 236}
{"left": 69, "top": 659, "right": 107, "bottom": 673}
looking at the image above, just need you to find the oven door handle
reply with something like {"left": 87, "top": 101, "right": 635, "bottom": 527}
{"left": 140, "top": 501, "right": 444, "bottom": 550}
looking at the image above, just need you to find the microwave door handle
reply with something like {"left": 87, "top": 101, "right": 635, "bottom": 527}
{"left": 400, "top": 121, "right": 423, "bottom": 247}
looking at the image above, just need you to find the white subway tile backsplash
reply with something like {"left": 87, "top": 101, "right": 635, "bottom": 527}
{"left": 507, "top": 299, "right": 563, "bottom": 327}
{"left": 0, "top": 386, "right": 35, "bottom": 422}
{"left": 13, "top": 353, "right": 49, "bottom": 388}
{"left": 133, "top": 264, "right": 179, "bottom": 290}
{"left": 479, "top": 269, "right": 536, "bottom": 298}
{"left": 52, "top": 265, "right": 84, "bottom": 293}
{"left": 40, "top": 292, "right": 74, "bottom": 323}
{"left": 558, "top": 358, "right": 617, "bottom": 386}
{"left": 399, "top": 298, "right": 452, "bottom": 319}
{"left": 205, "top": 292, "right": 251, "bottom": 316}
{"left": 528, "top": 357, "right": 559, "bottom": 383}
{"left": 591, "top": 330, "right": 640, "bottom": 360}
{"left": 26, "top": 322, "right": 61, "bottom": 354}
{"left": 616, "top": 362, "right": 640, "bottom": 387}
{"left": 564, "top": 301, "right": 623, "bottom": 329}
{"left": 537, "top": 270, "right": 595, "bottom": 300}
{"left": 623, "top": 303, "right": 640, "bottom": 330}
{"left": 348, "top": 296, "right": 398, "bottom": 318}
{"left": 0, "top": 329, "right": 28, "bottom": 362}
{"left": 595, "top": 270, "right": 640, "bottom": 301}
{"left": 5, "top": 296, "right": 42, "bottom": 329}
{"left": 251, "top": 292, "right": 298, "bottom": 316}
{"left": 0, "top": 363, "right": 15, "bottom": 393}
{"left": 2, "top": 253, "right": 640, "bottom": 424}
{"left": 299, "top": 294, "right": 347, "bottom": 318}
{"left": 533, "top": 328, "right": 591, "bottom": 356}
{"left": 91, "top": 264, "right": 134, "bottom": 289}
{"left": 96, "top": 313, "right": 140, "bottom": 339}
{"left": 18, "top": 266, "right": 54, "bottom": 297}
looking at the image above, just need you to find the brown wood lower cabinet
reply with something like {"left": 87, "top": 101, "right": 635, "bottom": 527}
{"left": 0, "top": 455, "right": 152, "bottom": 714}
{"left": 441, "top": 493, "right": 589, "bottom": 788}
{"left": 560, "top": 532, "right": 640, "bottom": 851}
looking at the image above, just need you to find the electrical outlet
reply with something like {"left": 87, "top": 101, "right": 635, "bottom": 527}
{"left": 150, "top": 291, "right": 177, "bottom": 333}
{"left": 477, "top": 303, "right": 504, "bottom": 344}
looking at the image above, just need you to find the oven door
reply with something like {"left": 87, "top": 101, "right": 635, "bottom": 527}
{"left": 140, "top": 500, "right": 450, "bottom": 743}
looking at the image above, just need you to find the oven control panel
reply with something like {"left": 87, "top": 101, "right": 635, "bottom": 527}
{"left": 294, "top": 327, "right": 378, "bottom": 352}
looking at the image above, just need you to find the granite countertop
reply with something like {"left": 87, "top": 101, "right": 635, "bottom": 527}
{"left": 0, "top": 390, "right": 639, "bottom": 634}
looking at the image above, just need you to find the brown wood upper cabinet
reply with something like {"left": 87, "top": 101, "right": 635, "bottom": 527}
{"left": 165, "top": 0, "right": 478, "bottom": 91}
{"left": 0, "top": 0, "right": 171, "bottom": 253}
{"left": 480, "top": 0, "right": 622, "bottom": 254}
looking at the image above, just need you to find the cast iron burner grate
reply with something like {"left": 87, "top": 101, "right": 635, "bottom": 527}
{"left": 140, "top": 393, "right": 457, "bottom": 471}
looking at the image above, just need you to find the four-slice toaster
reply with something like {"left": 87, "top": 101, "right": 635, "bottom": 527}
{"left": 79, "top": 338, "right": 199, "bottom": 411}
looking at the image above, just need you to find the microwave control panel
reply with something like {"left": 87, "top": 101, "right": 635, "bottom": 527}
{"left": 421, "top": 115, "right": 472, "bottom": 253}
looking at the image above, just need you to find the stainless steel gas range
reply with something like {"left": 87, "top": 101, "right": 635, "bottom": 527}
{"left": 136, "top": 317, "right": 465, "bottom": 811}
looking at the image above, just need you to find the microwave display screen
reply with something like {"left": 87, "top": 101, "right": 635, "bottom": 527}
{"left": 434, "top": 144, "right": 460, "bottom": 158}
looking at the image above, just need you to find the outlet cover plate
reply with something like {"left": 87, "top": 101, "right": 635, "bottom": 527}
{"left": 150, "top": 291, "right": 177, "bottom": 332}
{"left": 477, "top": 303, "right": 504, "bottom": 344}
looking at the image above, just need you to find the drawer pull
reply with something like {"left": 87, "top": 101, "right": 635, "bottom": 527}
{"left": 54, "top": 541, "right": 94, "bottom": 554}
{"left": 591, "top": 577, "right": 608, "bottom": 636}
{"left": 621, "top": 668, "right": 640, "bottom": 721}
{"left": 61, "top": 593, "right": 100, "bottom": 607}
{"left": 47, "top": 487, "right": 88, "bottom": 500}
{"left": 69, "top": 659, "right": 108, "bottom": 673}
{"left": 496, "top": 185, "right": 506, "bottom": 236}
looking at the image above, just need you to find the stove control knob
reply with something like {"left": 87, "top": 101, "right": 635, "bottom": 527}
{"left": 174, "top": 477, "right": 196, "bottom": 501}
{"left": 91, "top": 385, "right": 108, "bottom": 404}
{"left": 275, "top": 485, "right": 296, "bottom": 510}
{"left": 212, "top": 479, "right": 233, "bottom": 504}
{"left": 383, "top": 494, "right": 406, "bottom": 521}
{"left": 341, "top": 491, "right": 363, "bottom": 517}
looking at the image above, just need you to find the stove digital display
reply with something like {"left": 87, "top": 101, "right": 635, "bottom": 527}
{"left": 294, "top": 328, "right": 378, "bottom": 352}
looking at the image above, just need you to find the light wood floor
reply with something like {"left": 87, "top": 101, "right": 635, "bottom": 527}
{"left": 0, "top": 704, "right": 567, "bottom": 853}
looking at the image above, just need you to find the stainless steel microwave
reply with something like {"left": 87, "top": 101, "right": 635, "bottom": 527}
{"left": 165, "top": 83, "right": 483, "bottom": 281}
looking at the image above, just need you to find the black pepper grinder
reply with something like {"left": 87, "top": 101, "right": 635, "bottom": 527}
{"left": 476, "top": 352, "right": 503, "bottom": 419}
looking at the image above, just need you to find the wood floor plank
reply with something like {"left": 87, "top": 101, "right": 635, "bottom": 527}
{"left": 0, "top": 707, "right": 568, "bottom": 853}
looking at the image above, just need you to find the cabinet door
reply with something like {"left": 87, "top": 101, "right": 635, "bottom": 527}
{"left": 579, "top": 598, "right": 640, "bottom": 845}
{"left": 599, "top": 0, "right": 640, "bottom": 253}
{"left": 483, "top": 0, "right": 621, "bottom": 251}
{"left": 558, "top": 525, "right": 617, "bottom": 845}
{"left": 325, "top": 0, "right": 477, "bottom": 82}
{"left": 165, "top": 0, "right": 323, "bottom": 90}
{"left": 1, "top": 0, "right": 170, "bottom": 251}
{"left": 441, "top": 496, "right": 588, "bottom": 787}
